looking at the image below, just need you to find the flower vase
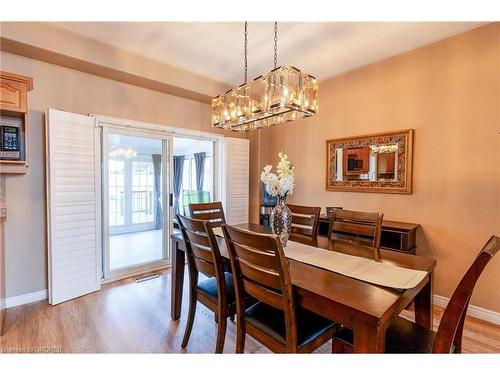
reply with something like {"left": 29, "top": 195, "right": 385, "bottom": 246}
{"left": 270, "top": 196, "right": 292, "bottom": 247}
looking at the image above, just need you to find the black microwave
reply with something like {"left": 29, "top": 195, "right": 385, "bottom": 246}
{"left": 0, "top": 123, "right": 23, "bottom": 160}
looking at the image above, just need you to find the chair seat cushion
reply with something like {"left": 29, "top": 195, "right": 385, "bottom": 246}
{"left": 244, "top": 302, "right": 337, "bottom": 348}
{"left": 333, "top": 316, "right": 437, "bottom": 353}
{"left": 196, "top": 272, "right": 236, "bottom": 303}
{"left": 385, "top": 316, "right": 437, "bottom": 353}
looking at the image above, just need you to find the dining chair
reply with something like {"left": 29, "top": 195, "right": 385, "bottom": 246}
{"left": 329, "top": 208, "right": 383, "bottom": 261}
{"left": 177, "top": 214, "right": 235, "bottom": 353}
{"left": 188, "top": 201, "right": 226, "bottom": 224}
{"left": 332, "top": 235, "right": 500, "bottom": 353}
{"left": 287, "top": 204, "right": 321, "bottom": 240}
{"left": 222, "top": 223, "right": 339, "bottom": 353}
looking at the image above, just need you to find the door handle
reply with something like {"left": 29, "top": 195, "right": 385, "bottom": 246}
{"left": 169, "top": 193, "right": 173, "bottom": 207}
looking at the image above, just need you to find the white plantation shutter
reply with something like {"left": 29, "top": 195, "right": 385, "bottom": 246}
{"left": 46, "top": 109, "right": 101, "bottom": 305}
{"left": 223, "top": 137, "right": 249, "bottom": 224}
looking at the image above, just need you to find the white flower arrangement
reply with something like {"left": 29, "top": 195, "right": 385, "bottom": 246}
{"left": 260, "top": 151, "right": 295, "bottom": 198}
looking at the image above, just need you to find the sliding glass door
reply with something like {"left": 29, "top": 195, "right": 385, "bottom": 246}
{"left": 103, "top": 128, "right": 171, "bottom": 280}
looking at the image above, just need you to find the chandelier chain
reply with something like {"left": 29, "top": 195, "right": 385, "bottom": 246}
{"left": 212, "top": 20, "right": 318, "bottom": 132}
{"left": 244, "top": 21, "right": 248, "bottom": 83}
{"left": 274, "top": 22, "right": 278, "bottom": 69}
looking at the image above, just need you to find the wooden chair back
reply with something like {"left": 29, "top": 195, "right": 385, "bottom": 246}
{"left": 433, "top": 235, "right": 500, "bottom": 353}
{"left": 222, "top": 224, "right": 298, "bottom": 349}
{"left": 177, "top": 214, "right": 227, "bottom": 298}
{"left": 329, "top": 208, "right": 383, "bottom": 261}
{"left": 288, "top": 204, "right": 321, "bottom": 239}
{"left": 188, "top": 201, "right": 226, "bottom": 224}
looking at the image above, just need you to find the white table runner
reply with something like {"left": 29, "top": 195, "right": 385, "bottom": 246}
{"left": 284, "top": 241, "right": 427, "bottom": 289}
{"left": 212, "top": 227, "right": 427, "bottom": 289}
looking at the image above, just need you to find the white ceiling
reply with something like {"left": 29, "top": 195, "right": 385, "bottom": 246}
{"left": 173, "top": 137, "right": 213, "bottom": 156}
{"left": 52, "top": 22, "right": 485, "bottom": 86}
{"left": 109, "top": 133, "right": 162, "bottom": 155}
{"left": 108, "top": 134, "right": 213, "bottom": 156}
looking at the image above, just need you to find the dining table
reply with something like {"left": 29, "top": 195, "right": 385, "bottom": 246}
{"left": 170, "top": 223, "right": 436, "bottom": 353}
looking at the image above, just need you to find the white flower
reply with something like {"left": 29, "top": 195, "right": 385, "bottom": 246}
{"left": 265, "top": 174, "right": 279, "bottom": 196}
{"left": 261, "top": 151, "right": 295, "bottom": 198}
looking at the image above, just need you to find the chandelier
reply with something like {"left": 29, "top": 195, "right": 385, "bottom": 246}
{"left": 212, "top": 22, "right": 319, "bottom": 132}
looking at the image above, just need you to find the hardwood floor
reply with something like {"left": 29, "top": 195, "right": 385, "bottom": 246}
{"left": 0, "top": 268, "right": 499, "bottom": 353}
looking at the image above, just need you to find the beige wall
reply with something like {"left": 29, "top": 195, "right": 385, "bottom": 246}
{"left": 252, "top": 23, "right": 500, "bottom": 312}
{"left": 0, "top": 51, "right": 239, "bottom": 298}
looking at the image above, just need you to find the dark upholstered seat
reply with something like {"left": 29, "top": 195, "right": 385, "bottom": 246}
{"left": 385, "top": 317, "right": 437, "bottom": 353}
{"left": 245, "top": 302, "right": 337, "bottom": 349}
{"left": 333, "top": 317, "right": 437, "bottom": 354}
{"left": 197, "top": 272, "right": 236, "bottom": 303}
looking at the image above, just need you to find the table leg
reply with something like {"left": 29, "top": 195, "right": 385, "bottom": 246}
{"left": 414, "top": 271, "right": 433, "bottom": 329}
{"left": 353, "top": 324, "right": 386, "bottom": 353}
{"left": 170, "top": 240, "right": 185, "bottom": 320}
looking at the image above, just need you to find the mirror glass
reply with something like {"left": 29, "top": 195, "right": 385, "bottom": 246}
{"left": 326, "top": 129, "right": 413, "bottom": 194}
{"left": 334, "top": 144, "right": 398, "bottom": 182}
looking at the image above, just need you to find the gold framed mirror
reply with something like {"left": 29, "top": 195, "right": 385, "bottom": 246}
{"left": 326, "top": 129, "right": 414, "bottom": 194}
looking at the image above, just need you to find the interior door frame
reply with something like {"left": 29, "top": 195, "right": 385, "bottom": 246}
{"left": 101, "top": 125, "right": 172, "bottom": 281}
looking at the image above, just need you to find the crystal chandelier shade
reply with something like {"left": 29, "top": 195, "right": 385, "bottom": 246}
{"left": 212, "top": 23, "right": 319, "bottom": 132}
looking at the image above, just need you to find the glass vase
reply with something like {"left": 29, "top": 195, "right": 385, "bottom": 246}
{"left": 270, "top": 196, "right": 292, "bottom": 247}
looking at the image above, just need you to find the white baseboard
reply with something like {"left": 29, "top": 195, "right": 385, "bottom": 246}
{"left": 434, "top": 294, "right": 500, "bottom": 326}
{"left": 5, "top": 289, "right": 48, "bottom": 308}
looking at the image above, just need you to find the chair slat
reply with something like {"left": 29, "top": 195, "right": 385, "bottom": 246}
{"left": 191, "top": 243, "right": 214, "bottom": 264}
{"left": 291, "top": 227, "right": 313, "bottom": 236}
{"left": 291, "top": 215, "right": 315, "bottom": 227}
{"left": 239, "top": 260, "right": 281, "bottom": 291}
{"left": 287, "top": 204, "right": 319, "bottom": 215}
{"left": 333, "top": 221, "right": 376, "bottom": 237}
{"left": 189, "top": 202, "right": 226, "bottom": 223}
{"left": 185, "top": 230, "right": 211, "bottom": 248}
{"left": 234, "top": 243, "right": 278, "bottom": 270}
{"left": 190, "top": 211, "right": 224, "bottom": 221}
{"left": 194, "top": 257, "right": 216, "bottom": 278}
{"left": 334, "top": 209, "right": 381, "bottom": 223}
{"left": 241, "top": 278, "right": 284, "bottom": 310}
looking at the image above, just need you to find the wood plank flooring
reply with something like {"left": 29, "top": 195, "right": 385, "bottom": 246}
{"left": 1, "top": 268, "right": 499, "bottom": 353}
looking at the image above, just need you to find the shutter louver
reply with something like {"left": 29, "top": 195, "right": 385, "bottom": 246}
{"left": 223, "top": 137, "right": 249, "bottom": 224}
{"left": 46, "top": 109, "right": 101, "bottom": 305}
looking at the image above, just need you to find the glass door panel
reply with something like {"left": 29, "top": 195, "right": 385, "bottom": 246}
{"left": 104, "top": 130, "right": 170, "bottom": 279}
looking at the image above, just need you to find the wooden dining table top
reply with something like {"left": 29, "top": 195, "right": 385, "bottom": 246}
{"left": 172, "top": 223, "right": 436, "bottom": 325}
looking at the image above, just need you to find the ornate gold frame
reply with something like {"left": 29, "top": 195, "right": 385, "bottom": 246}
{"left": 325, "top": 129, "right": 414, "bottom": 194}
